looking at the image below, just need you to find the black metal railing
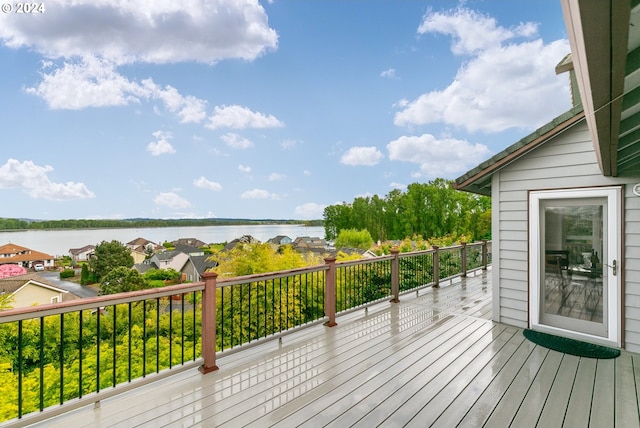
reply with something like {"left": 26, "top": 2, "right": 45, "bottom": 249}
{"left": 216, "top": 266, "right": 326, "bottom": 351}
{"left": 0, "top": 240, "right": 490, "bottom": 426}
{"left": 0, "top": 284, "right": 204, "bottom": 425}
{"left": 336, "top": 257, "right": 393, "bottom": 312}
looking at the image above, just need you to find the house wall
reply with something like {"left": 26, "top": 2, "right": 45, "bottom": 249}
{"left": 13, "top": 285, "right": 62, "bottom": 308}
{"left": 492, "top": 119, "right": 640, "bottom": 352}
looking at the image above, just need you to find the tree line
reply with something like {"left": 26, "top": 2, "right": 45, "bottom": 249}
{"left": 323, "top": 178, "right": 491, "bottom": 243}
{"left": 0, "top": 217, "right": 322, "bottom": 231}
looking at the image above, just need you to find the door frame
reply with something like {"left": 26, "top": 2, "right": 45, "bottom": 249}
{"left": 529, "top": 186, "right": 622, "bottom": 346}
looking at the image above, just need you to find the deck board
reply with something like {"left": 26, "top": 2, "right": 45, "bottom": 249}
{"left": 19, "top": 270, "right": 640, "bottom": 428}
{"left": 536, "top": 354, "right": 579, "bottom": 427}
{"left": 563, "top": 357, "right": 596, "bottom": 427}
{"left": 617, "top": 354, "right": 640, "bottom": 428}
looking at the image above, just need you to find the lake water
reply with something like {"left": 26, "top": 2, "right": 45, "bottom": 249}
{"left": 0, "top": 224, "right": 326, "bottom": 257}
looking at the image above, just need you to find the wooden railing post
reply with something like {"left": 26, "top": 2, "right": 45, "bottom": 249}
{"left": 482, "top": 240, "right": 488, "bottom": 271}
{"left": 390, "top": 247, "right": 400, "bottom": 303}
{"left": 432, "top": 246, "right": 440, "bottom": 288}
{"left": 324, "top": 257, "right": 337, "bottom": 327}
{"left": 199, "top": 272, "right": 219, "bottom": 374}
{"left": 461, "top": 242, "right": 467, "bottom": 278}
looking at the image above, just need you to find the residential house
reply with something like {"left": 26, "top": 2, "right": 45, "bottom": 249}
{"left": 223, "top": 235, "right": 259, "bottom": 251}
{"left": 454, "top": 0, "right": 640, "bottom": 352}
{"left": 126, "top": 237, "right": 160, "bottom": 253}
{"left": 145, "top": 251, "right": 190, "bottom": 272}
{"left": 266, "top": 235, "right": 292, "bottom": 246}
{"left": 68, "top": 245, "right": 95, "bottom": 262}
{"left": 133, "top": 251, "right": 217, "bottom": 283}
{"left": 172, "top": 238, "right": 207, "bottom": 248}
{"left": 180, "top": 255, "right": 218, "bottom": 282}
{"left": 0, "top": 273, "right": 72, "bottom": 308}
{"left": 126, "top": 237, "right": 161, "bottom": 263}
{"left": 291, "top": 236, "right": 329, "bottom": 254}
{"left": 173, "top": 245, "right": 205, "bottom": 257}
{"left": 0, "top": 243, "right": 55, "bottom": 270}
{"left": 130, "top": 249, "right": 148, "bottom": 265}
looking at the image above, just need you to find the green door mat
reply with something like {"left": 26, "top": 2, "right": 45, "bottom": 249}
{"left": 523, "top": 329, "right": 620, "bottom": 359}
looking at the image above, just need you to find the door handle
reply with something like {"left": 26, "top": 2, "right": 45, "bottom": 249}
{"left": 602, "top": 260, "right": 617, "bottom": 276}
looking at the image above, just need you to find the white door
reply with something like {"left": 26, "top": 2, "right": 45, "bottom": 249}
{"left": 529, "top": 187, "right": 621, "bottom": 346}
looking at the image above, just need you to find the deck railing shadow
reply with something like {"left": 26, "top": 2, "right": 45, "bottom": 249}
{"left": 0, "top": 240, "right": 490, "bottom": 427}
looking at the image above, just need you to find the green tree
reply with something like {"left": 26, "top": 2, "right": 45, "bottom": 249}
{"left": 334, "top": 228, "right": 374, "bottom": 250}
{"left": 143, "top": 268, "right": 181, "bottom": 282}
{"left": 322, "top": 179, "right": 491, "bottom": 243}
{"left": 89, "top": 240, "right": 134, "bottom": 281}
{"left": 0, "top": 293, "right": 13, "bottom": 311}
{"left": 100, "top": 267, "right": 149, "bottom": 295}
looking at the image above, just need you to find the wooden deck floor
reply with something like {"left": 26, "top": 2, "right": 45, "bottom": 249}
{"left": 28, "top": 270, "right": 640, "bottom": 427}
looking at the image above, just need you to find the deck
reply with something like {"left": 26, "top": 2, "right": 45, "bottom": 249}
{"left": 28, "top": 270, "right": 640, "bottom": 427}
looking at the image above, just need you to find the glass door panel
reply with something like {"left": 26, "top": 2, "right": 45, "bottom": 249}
{"left": 540, "top": 199, "right": 606, "bottom": 337}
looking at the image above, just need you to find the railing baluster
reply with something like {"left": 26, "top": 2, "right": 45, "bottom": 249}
{"left": 112, "top": 304, "right": 116, "bottom": 387}
{"left": 17, "top": 319, "right": 23, "bottom": 419}
{"left": 169, "top": 299, "right": 173, "bottom": 368}
{"left": 96, "top": 307, "right": 100, "bottom": 392}
{"left": 39, "top": 317, "right": 44, "bottom": 411}
{"left": 143, "top": 300, "right": 147, "bottom": 377}
{"left": 128, "top": 302, "right": 132, "bottom": 382}
{"left": 59, "top": 313, "right": 64, "bottom": 405}
{"left": 220, "top": 285, "right": 225, "bottom": 351}
{"left": 181, "top": 294, "right": 185, "bottom": 365}
{"left": 156, "top": 298, "right": 160, "bottom": 373}
{"left": 78, "top": 310, "right": 83, "bottom": 399}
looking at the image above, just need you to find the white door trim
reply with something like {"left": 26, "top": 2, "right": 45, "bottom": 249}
{"left": 529, "top": 186, "right": 621, "bottom": 346}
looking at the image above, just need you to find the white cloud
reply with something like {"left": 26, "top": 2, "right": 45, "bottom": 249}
{"left": 193, "top": 176, "right": 223, "bottom": 192}
{"left": 268, "top": 173, "right": 285, "bottom": 181}
{"left": 26, "top": 58, "right": 209, "bottom": 123}
{"left": 241, "top": 188, "right": 280, "bottom": 200}
{"left": 387, "top": 134, "right": 491, "bottom": 177}
{"left": 380, "top": 68, "right": 396, "bottom": 79}
{"left": 153, "top": 192, "right": 191, "bottom": 209}
{"left": 0, "top": 0, "right": 278, "bottom": 65}
{"left": 10, "top": 1, "right": 276, "bottom": 121}
{"left": 221, "top": 133, "right": 254, "bottom": 149}
{"left": 390, "top": 182, "right": 407, "bottom": 190}
{"left": 394, "top": 7, "right": 570, "bottom": 133}
{"left": 238, "top": 164, "right": 252, "bottom": 173}
{"left": 294, "top": 202, "right": 326, "bottom": 219}
{"left": 147, "top": 131, "right": 176, "bottom": 156}
{"left": 206, "top": 105, "right": 284, "bottom": 129}
{"left": 417, "top": 7, "right": 537, "bottom": 55}
{"left": 340, "top": 146, "right": 384, "bottom": 166}
{"left": 0, "top": 158, "right": 95, "bottom": 201}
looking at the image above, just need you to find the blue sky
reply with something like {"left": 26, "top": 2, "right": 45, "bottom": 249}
{"left": 0, "top": 0, "right": 572, "bottom": 220}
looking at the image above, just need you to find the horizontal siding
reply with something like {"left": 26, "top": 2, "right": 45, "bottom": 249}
{"left": 626, "top": 184, "right": 640, "bottom": 351}
{"left": 493, "top": 119, "right": 640, "bottom": 351}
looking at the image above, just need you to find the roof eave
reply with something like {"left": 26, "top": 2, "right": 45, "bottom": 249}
{"left": 453, "top": 106, "right": 585, "bottom": 195}
{"left": 561, "top": 0, "right": 630, "bottom": 176}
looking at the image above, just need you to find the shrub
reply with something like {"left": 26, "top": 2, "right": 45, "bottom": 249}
{"left": 60, "top": 269, "right": 75, "bottom": 279}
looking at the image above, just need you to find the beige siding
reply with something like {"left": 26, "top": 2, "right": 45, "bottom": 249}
{"left": 13, "top": 284, "right": 62, "bottom": 308}
{"left": 492, "top": 120, "right": 640, "bottom": 351}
